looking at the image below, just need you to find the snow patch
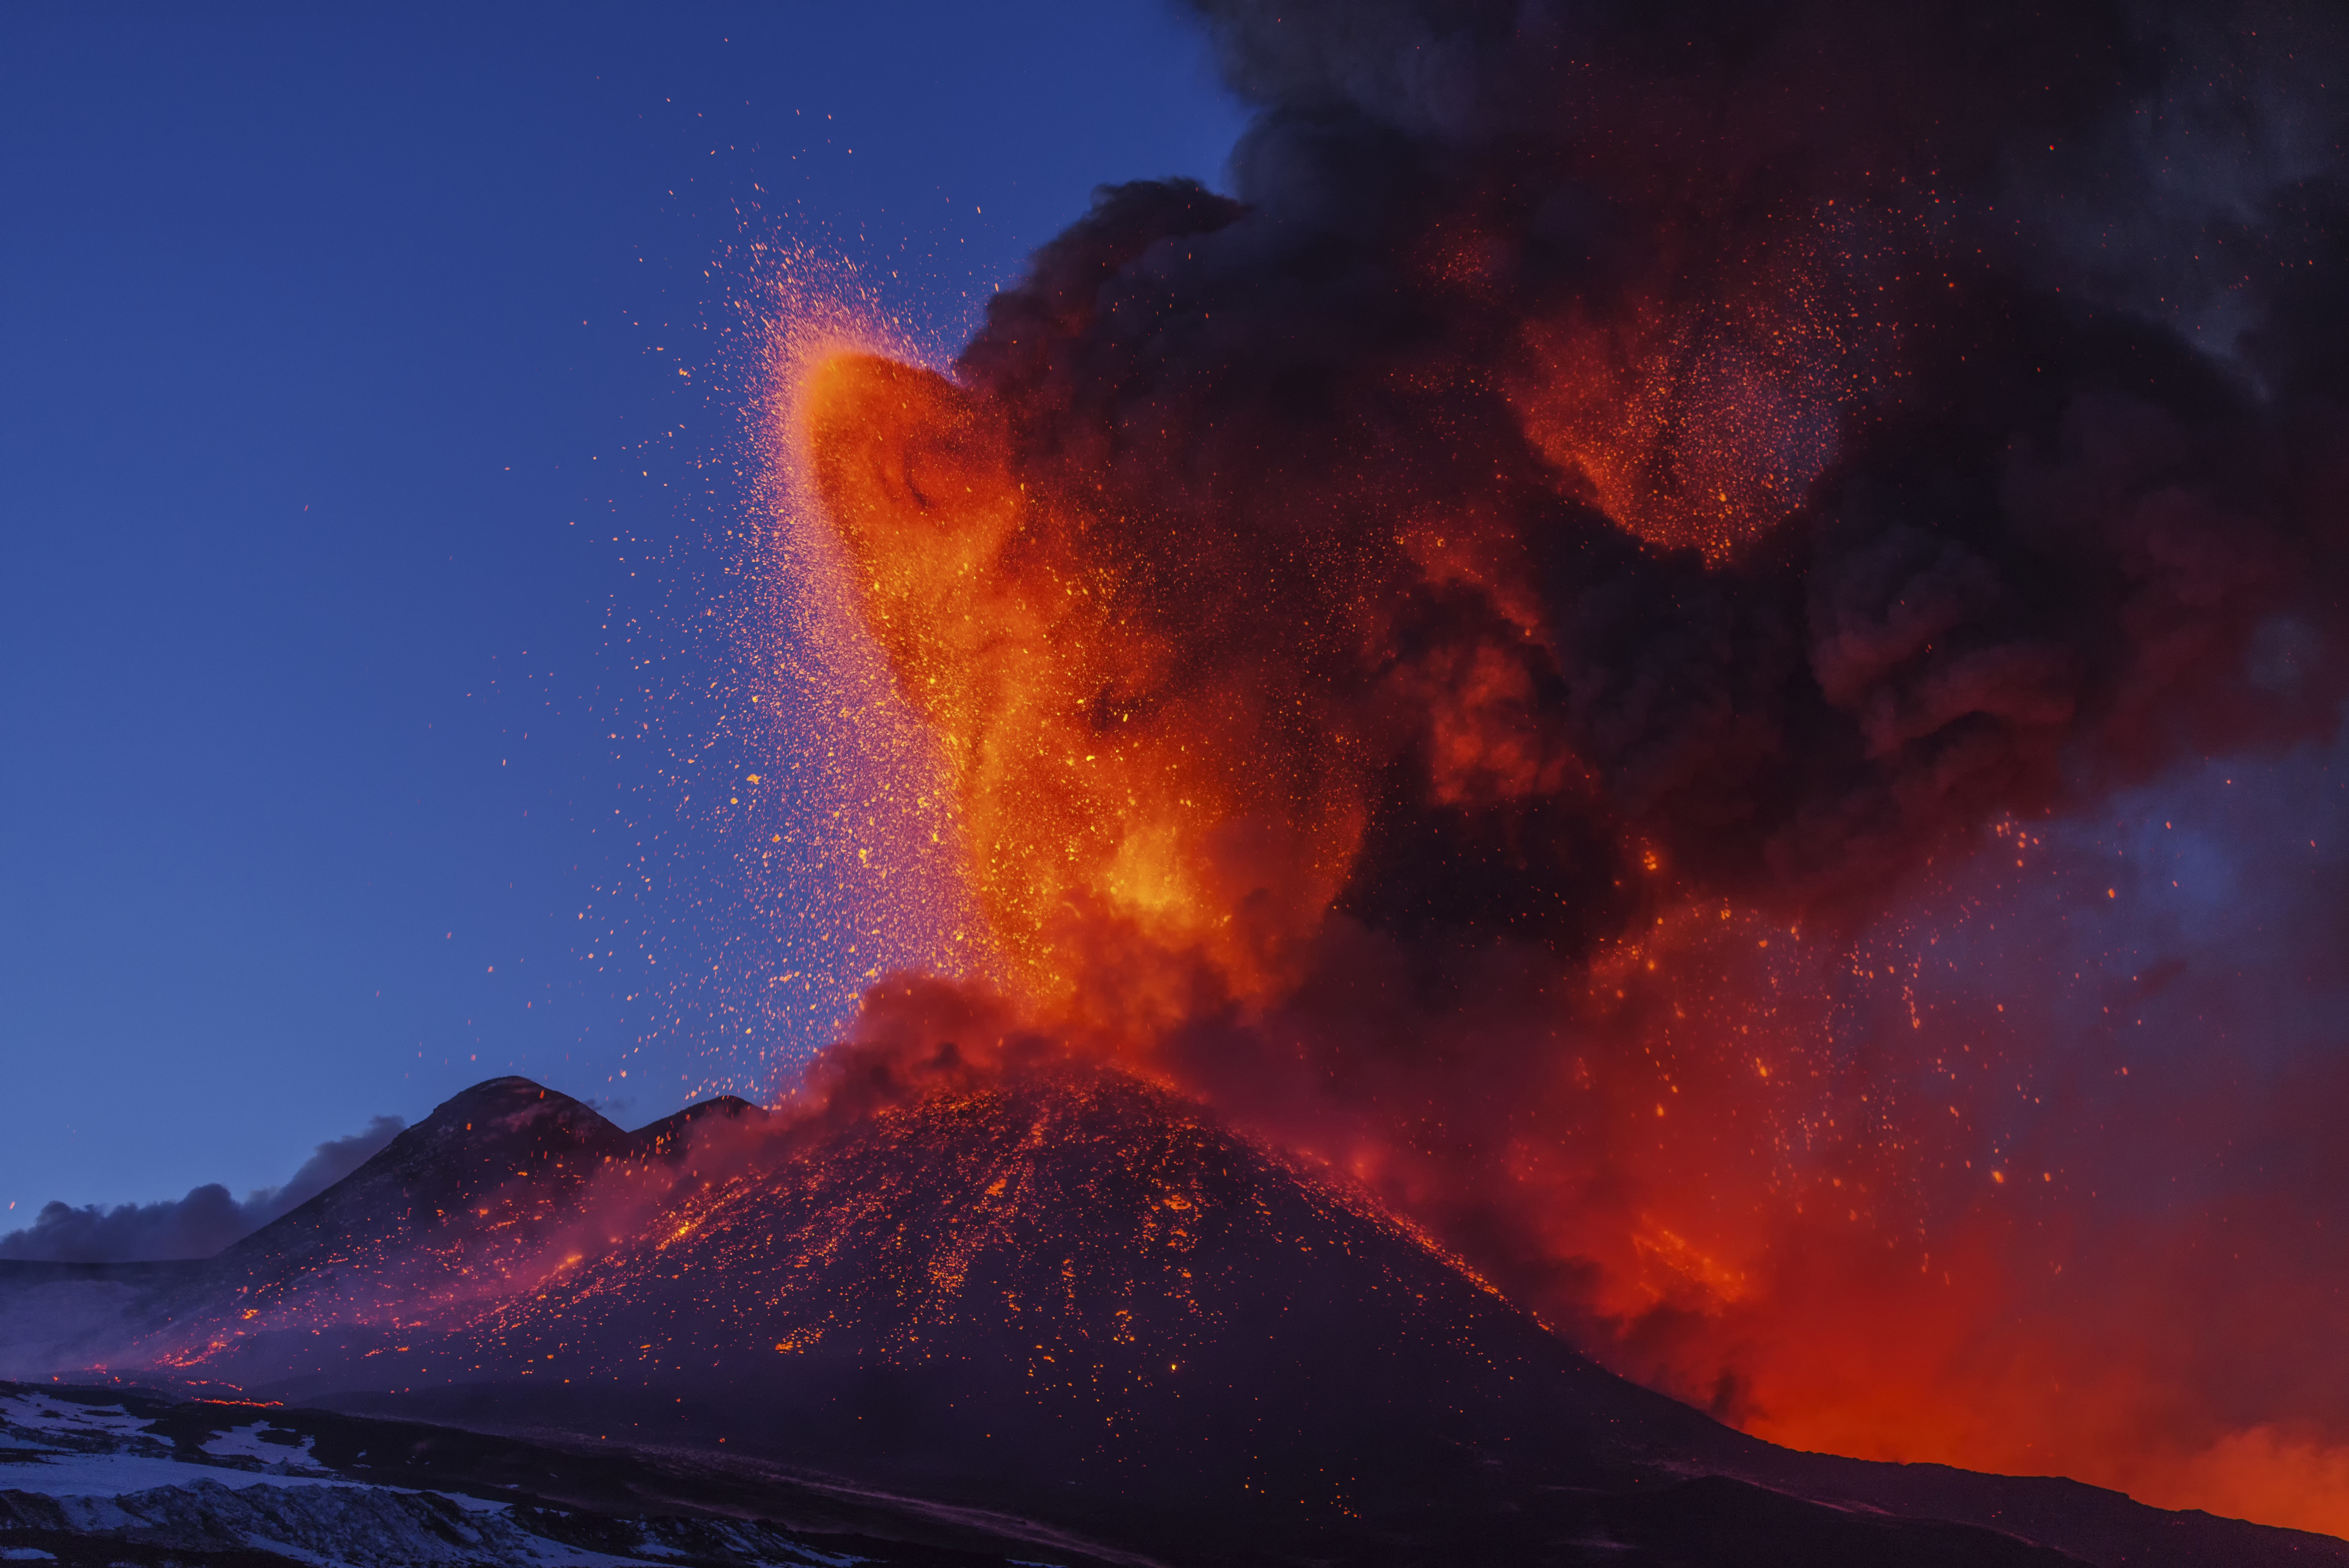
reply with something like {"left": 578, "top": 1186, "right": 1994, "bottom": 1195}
{"left": 204, "top": 1420, "right": 321, "bottom": 1469}
{"left": 0, "top": 1444, "right": 508, "bottom": 1518}
{"left": 0, "top": 1395, "right": 153, "bottom": 1445}
{"left": 0, "top": 1449, "right": 354, "bottom": 1498}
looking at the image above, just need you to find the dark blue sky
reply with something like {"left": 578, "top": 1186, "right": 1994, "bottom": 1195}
{"left": 0, "top": 3, "right": 1245, "bottom": 1212}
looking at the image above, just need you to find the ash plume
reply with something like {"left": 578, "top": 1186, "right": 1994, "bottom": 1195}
{"left": 950, "top": 2, "right": 2348, "bottom": 930}
{"left": 0, "top": 1116, "right": 405, "bottom": 1264}
{"left": 784, "top": 0, "right": 2349, "bottom": 1530}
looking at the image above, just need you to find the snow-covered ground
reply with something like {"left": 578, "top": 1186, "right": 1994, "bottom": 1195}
{"left": 0, "top": 1393, "right": 156, "bottom": 1447}
{"left": 0, "top": 1449, "right": 351, "bottom": 1499}
{"left": 0, "top": 1391, "right": 505, "bottom": 1512}
{"left": 0, "top": 1386, "right": 889, "bottom": 1567}
{"left": 202, "top": 1419, "right": 321, "bottom": 1468}
{"left": 11, "top": 1479, "right": 707, "bottom": 1568}
{"left": 0, "top": 1448, "right": 521, "bottom": 1516}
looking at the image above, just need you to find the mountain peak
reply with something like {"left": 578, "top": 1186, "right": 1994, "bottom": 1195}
{"left": 629, "top": 1093, "right": 768, "bottom": 1160}
{"left": 398, "top": 1076, "right": 766, "bottom": 1161}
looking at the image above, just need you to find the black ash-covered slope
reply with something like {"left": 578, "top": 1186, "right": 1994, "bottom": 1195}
{"left": 329, "top": 1069, "right": 1746, "bottom": 1548}
{"left": 206, "top": 1078, "right": 764, "bottom": 1308}
{"left": 0, "top": 1081, "right": 619, "bottom": 1384}
{"left": 627, "top": 1093, "right": 766, "bottom": 1161}
{"left": 119, "top": 1080, "right": 658, "bottom": 1379}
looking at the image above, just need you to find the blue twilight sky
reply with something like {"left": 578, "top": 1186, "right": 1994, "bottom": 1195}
{"left": 0, "top": 3, "right": 1247, "bottom": 1213}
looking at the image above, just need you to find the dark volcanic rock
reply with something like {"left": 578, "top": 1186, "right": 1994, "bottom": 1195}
{"left": 334, "top": 1069, "right": 1741, "bottom": 1554}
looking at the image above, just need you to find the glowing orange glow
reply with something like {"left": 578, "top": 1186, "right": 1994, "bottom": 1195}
{"left": 799, "top": 352, "right": 1364, "bottom": 1021}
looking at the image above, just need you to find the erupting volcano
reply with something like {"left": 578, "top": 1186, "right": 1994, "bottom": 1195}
{"left": 9, "top": 1, "right": 2349, "bottom": 1562}
{"left": 779, "top": 0, "right": 2349, "bottom": 1537}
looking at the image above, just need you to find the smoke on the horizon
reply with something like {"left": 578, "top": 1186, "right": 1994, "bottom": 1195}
{"left": 777, "top": 0, "right": 2349, "bottom": 1534}
{"left": 0, "top": 1116, "right": 406, "bottom": 1264}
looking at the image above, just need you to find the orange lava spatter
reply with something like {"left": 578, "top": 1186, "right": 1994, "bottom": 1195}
{"left": 798, "top": 351, "right": 1368, "bottom": 1022}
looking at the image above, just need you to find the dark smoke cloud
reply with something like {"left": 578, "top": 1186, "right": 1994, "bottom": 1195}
{"left": 954, "top": 0, "right": 2349, "bottom": 944}
{"left": 0, "top": 1116, "right": 405, "bottom": 1263}
{"left": 800, "top": 0, "right": 2349, "bottom": 1526}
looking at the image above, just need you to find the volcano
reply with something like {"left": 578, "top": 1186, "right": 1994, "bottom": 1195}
{"left": 2, "top": 1073, "right": 2342, "bottom": 1567}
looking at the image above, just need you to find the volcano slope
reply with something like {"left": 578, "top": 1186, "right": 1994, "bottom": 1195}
{"left": 114, "top": 1078, "right": 738, "bottom": 1386}
{"left": 0, "top": 1080, "right": 760, "bottom": 1387}
{"left": 14, "top": 1071, "right": 2345, "bottom": 1568}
